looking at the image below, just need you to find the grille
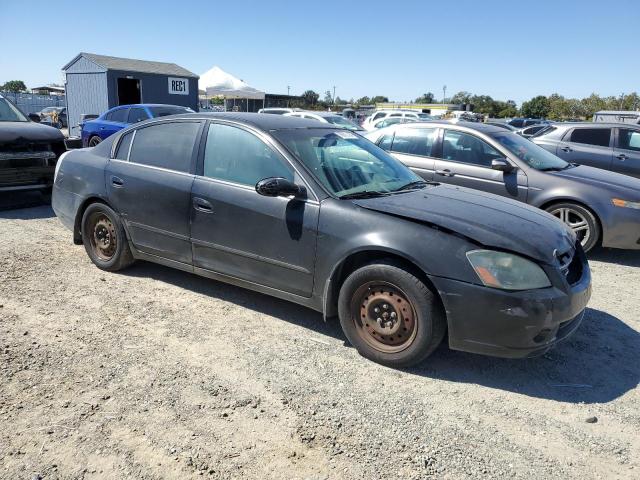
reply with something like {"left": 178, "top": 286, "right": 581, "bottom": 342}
{"left": 0, "top": 141, "right": 65, "bottom": 187}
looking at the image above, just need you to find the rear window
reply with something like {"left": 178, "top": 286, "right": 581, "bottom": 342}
{"left": 531, "top": 126, "right": 556, "bottom": 138}
{"left": 108, "top": 108, "right": 128, "bottom": 123}
{"left": 128, "top": 122, "right": 200, "bottom": 172}
{"left": 148, "top": 106, "right": 194, "bottom": 118}
{"left": 128, "top": 108, "right": 149, "bottom": 124}
{"left": 569, "top": 128, "right": 611, "bottom": 147}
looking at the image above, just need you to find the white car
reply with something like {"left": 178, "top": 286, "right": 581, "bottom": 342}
{"left": 362, "top": 110, "right": 432, "bottom": 131}
{"left": 368, "top": 116, "right": 419, "bottom": 130}
{"left": 283, "top": 111, "right": 363, "bottom": 131}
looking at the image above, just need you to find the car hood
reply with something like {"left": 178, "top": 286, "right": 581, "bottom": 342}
{"left": 550, "top": 165, "right": 640, "bottom": 199}
{"left": 353, "top": 184, "right": 575, "bottom": 264}
{"left": 0, "top": 121, "right": 64, "bottom": 143}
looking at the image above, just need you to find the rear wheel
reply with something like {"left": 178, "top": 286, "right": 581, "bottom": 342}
{"left": 338, "top": 260, "right": 446, "bottom": 368}
{"left": 81, "top": 203, "right": 134, "bottom": 271}
{"left": 545, "top": 202, "right": 600, "bottom": 252}
{"left": 88, "top": 136, "right": 102, "bottom": 147}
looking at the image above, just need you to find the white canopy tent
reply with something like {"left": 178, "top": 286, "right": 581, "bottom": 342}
{"left": 200, "top": 66, "right": 265, "bottom": 111}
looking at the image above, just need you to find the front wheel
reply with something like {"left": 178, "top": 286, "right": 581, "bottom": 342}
{"left": 88, "top": 136, "right": 102, "bottom": 147}
{"left": 338, "top": 260, "right": 446, "bottom": 368}
{"left": 81, "top": 203, "right": 134, "bottom": 271}
{"left": 545, "top": 202, "right": 600, "bottom": 252}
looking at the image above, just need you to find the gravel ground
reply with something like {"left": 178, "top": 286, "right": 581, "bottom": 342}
{"left": 1, "top": 204, "right": 639, "bottom": 480}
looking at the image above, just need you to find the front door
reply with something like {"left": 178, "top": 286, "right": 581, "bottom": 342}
{"left": 106, "top": 120, "right": 202, "bottom": 264}
{"left": 612, "top": 127, "right": 640, "bottom": 178}
{"left": 556, "top": 127, "right": 613, "bottom": 171}
{"left": 434, "top": 129, "right": 528, "bottom": 201}
{"left": 190, "top": 122, "right": 319, "bottom": 297}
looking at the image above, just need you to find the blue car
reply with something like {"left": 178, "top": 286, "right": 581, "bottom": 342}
{"left": 81, "top": 104, "right": 194, "bottom": 147}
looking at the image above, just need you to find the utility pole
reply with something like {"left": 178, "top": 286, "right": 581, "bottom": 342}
{"left": 287, "top": 85, "right": 291, "bottom": 96}
{"left": 333, "top": 86, "right": 336, "bottom": 104}
{"left": 620, "top": 92, "right": 624, "bottom": 109}
{"left": 443, "top": 85, "right": 447, "bottom": 104}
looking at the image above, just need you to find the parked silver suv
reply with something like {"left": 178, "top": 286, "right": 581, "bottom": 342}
{"left": 532, "top": 123, "right": 640, "bottom": 178}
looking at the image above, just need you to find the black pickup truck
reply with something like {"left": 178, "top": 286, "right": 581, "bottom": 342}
{"left": 0, "top": 94, "right": 66, "bottom": 194}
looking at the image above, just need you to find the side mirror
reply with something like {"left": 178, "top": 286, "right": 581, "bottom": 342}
{"left": 28, "top": 113, "right": 41, "bottom": 122}
{"left": 255, "top": 177, "right": 304, "bottom": 197}
{"left": 491, "top": 158, "right": 514, "bottom": 172}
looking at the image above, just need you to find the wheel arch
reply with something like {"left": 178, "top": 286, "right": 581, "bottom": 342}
{"left": 73, "top": 196, "right": 116, "bottom": 245}
{"left": 538, "top": 197, "right": 603, "bottom": 246}
{"left": 322, "top": 248, "right": 443, "bottom": 320}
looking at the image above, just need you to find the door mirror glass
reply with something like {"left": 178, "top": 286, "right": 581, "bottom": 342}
{"left": 491, "top": 158, "right": 514, "bottom": 172}
{"left": 256, "top": 177, "right": 303, "bottom": 197}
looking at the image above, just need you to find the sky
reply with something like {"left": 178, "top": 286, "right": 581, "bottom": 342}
{"left": 1, "top": 0, "right": 639, "bottom": 105}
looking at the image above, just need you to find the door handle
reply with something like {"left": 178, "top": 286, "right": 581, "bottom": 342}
{"left": 616, "top": 153, "right": 628, "bottom": 161}
{"left": 111, "top": 176, "right": 124, "bottom": 187}
{"left": 561, "top": 146, "right": 573, "bottom": 153}
{"left": 435, "top": 169, "right": 455, "bottom": 177}
{"left": 193, "top": 197, "right": 213, "bottom": 213}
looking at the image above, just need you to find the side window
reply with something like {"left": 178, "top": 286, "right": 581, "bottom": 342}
{"left": 128, "top": 122, "right": 200, "bottom": 172}
{"left": 372, "top": 112, "right": 385, "bottom": 121}
{"left": 378, "top": 134, "right": 394, "bottom": 150}
{"left": 617, "top": 129, "right": 640, "bottom": 152}
{"left": 203, "top": 123, "right": 293, "bottom": 186}
{"left": 569, "top": 128, "right": 611, "bottom": 147}
{"left": 510, "top": 119, "right": 524, "bottom": 128}
{"left": 103, "top": 111, "right": 113, "bottom": 121}
{"left": 441, "top": 130, "right": 503, "bottom": 167}
{"left": 128, "top": 108, "right": 149, "bottom": 124}
{"left": 115, "top": 131, "right": 133, "bottom": 160}
{"left": 389, "top": 113, "right": 402, "bottom": 117}
{"left": 110, "top": 108, "right": 129, "bottom": 123}
{"left": 390, "top": 128, "right": 437, "bottom": 156}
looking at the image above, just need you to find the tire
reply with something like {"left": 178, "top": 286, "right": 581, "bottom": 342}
{"left": 338, "top": 260, "right": 446, "bottom": 368}
{"left": 55, "top": 120, "right": 63, "bottom": 129}
{"left": 81, "top": 202, "right": 134, "bottom": 271}
{"left": 88, "top": 136, "right": 102, "bottom": 147}
{"left": 545, "top": 202, "right": 600, "bottom": 253}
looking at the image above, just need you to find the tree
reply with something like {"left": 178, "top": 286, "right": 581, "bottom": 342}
{"left": 370, "top": 95, "right": 389, "bottom": 104}
{"left": 1, "top": 80, "right": 27, "bottom": 93}
{"left": 356, "top": 96, "right": 371, "bottom": 105}
{"left": 323, "top": 90, "right": 333, "bottom": 104}
{"left": 450, "top": 91, "right": 472, "bottom": 104}
{"left": 415, "top": 92, "right": 435, "bottom": 103}
{"left": 521, "top": 95, "right": 551, "bottom": 118}
{"left": 300, "top": 90, "right": 319, "bottom": 106}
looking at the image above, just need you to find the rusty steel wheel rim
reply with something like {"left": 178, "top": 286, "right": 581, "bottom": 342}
{"left": 351, "top": 281, "right": 418, "bottom": 354}
{"left": 89, "top": 213, "right": 117, "bottom": 261}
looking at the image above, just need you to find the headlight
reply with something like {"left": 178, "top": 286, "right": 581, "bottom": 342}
{"left": 612, "top": 198, "right": 640, "bottom": 210}
{"left": 466, "top": 250, "right": 551, "bottom": 290}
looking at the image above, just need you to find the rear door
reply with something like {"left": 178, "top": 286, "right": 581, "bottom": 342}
{"left": 434, "top": 129, "right": 528, "bottom": 201}
{"left": 556, "top": 127, "right": 613, "bottom": 171}
{"left": 612, "top": 127, "right": 640, "bottom": 178}
{"left": 190, "top": 122, "right": 319, "bottom": 297}
{"left": 106, "top": 120, "right": 203, "bottom": 264}
{"left": 385, "top": 126, "right": 439, "bottom": 181}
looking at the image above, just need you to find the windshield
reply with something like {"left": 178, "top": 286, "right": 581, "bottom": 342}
{"left": 148, "top": 106, "right": 194, "bottom": 117}
{"left": 417, "top": 113, "right": 433, "bottom": 119}
{"left": 273, "top": 128, "right": 422, "bottom": 197}
{"left": 324, "top": 116, "right": 360, "bottom": 130}
{"left": 490, "top": 132, "right": 569, "bottom": 170}
{"left": 0, "top": 95, "right": 28, "bottom": 122}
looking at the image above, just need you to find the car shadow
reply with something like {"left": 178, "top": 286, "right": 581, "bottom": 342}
{"left": 123, "top": 262, "right": 638, "bottom": 404}
{"left": 409, "top": 307, "right": 639, "bottom": 404}
{"left": 588, "top": 248, "right": 640, "bottom": 267}
{"left": 0, "top": 203, "right": 55, "bottom": 219}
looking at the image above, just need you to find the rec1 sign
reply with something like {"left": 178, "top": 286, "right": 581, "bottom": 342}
{"left": 168, "top": 77, "right": 189, "bottom": 95}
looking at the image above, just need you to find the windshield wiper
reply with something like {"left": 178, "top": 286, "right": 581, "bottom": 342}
{"left": 339, "top": 190, "right": 392, "bottom": 200}
{"left": 539, "top": 163, "right": 576, "bottom": 172}
{"left": 390, "top": 180, "right": 429, "bottom": 193}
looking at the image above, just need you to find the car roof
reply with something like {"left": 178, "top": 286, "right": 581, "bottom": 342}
{"left": 109, "top": 103, "right": 189, "bottom": 110}
{"left": 395, "top": 120, "right": 506, "bottom": 134}
{"left": 167, "top": 112, "right": 342, "bottom": 130}
{"left": 552, "top": 122, "right": 639, "bottom": 128}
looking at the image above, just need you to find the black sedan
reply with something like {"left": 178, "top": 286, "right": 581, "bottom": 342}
{"left": 52, "top": 113, "right": 591, "bottom": 367}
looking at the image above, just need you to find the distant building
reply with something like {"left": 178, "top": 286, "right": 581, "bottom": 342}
{"left": 376, "top": 102, "right": 465, "bottom": 116}
{"left": 31, "top": 85, "right": 65, "bottom": 96}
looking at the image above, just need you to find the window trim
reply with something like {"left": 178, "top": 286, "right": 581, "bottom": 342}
{"left": 196, "top": 120, "right": 319, "bottom": 202}
{"left": 110, "top": 119, "right": 203, "bottom": 174}
{"left": 565, "top": 127, "right": 613, "bottom": 148}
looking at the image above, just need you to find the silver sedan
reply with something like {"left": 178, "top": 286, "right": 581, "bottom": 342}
{"left": 365, "top": 121, "right": 640, "bottom": 252}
